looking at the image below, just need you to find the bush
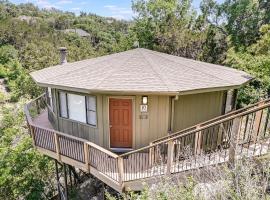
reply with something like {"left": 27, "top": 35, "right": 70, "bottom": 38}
{"left": 106, "top": 157, "right": 270, "bottom": 200}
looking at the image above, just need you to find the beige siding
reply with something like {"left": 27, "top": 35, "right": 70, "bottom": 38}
{"left": 51, "top": 88, "right": 224, "bottom": 150}
{"left": 53, "top": 90, "right": 104, "bottom": 145}
{"left": 172, "top": 91, "right": 225, "bottom": 132}
{"left": 102, "top": 95, "right": 170, "bottom": 149}
{"left": 51, "top": 89, "right": 170, "bottom": 149}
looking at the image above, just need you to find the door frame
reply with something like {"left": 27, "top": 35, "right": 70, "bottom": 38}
{"left": 107, "top": 96, "right": 136, "bottom": 150}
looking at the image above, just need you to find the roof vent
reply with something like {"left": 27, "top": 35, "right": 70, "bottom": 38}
{"left": 59, "top": 47, "right": 67, "bottom": 64}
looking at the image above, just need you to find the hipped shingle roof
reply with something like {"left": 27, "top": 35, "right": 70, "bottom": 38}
{"left": 31, "top": 48, "right": 252, "bottom": 94}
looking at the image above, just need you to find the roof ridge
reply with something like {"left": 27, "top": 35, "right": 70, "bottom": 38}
{"left": 138, "top": 49, "right": 171, "bottom": 92}
{"left": 150, "top": 50, "right": 236, "bottom": 85}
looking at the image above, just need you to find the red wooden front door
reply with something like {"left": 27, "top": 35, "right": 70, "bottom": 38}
{"left": 109, "top": 98, "right": 132, "bottom": 148}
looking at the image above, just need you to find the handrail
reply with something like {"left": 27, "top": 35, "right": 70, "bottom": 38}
{"left": 120, "top": 100, "right": 270, "bottom": 157}
{"left": 152, "top": 98, "right": 270, "bottom": 144}
{"left": 24, "top": 94, "right": 119, "bottom": 159}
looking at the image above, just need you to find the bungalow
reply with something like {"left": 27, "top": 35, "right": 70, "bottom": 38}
{"left": 30, "top": 47, "right": 252, "bottom": 151}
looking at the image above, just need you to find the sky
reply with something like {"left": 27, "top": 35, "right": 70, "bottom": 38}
{"left": 10, "top": 0, "right": 224, "bottom": 20}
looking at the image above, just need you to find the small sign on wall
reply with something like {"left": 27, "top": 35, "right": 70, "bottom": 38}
{"left": 140, "top": 104, "right": 148, "bottom": 112}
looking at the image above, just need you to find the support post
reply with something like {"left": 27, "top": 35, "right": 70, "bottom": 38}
{"left": 55, "top": 160, "right": 61, "bottom": 200}
{"left": 252, "top": 102, "right": 264, "bottom": 143}
{"left": 228, "top": 117, "right": 241, "bottom": 168}
{"left": 36, "top": 100, "right": 40, "bottom": 114}
{"left": 69, "top": 166, "right": 72, "bottom": 187}
{"left": 54, "top": 133, "right": 61, "bottom": 161}
{"left": 194, "top": 125, "right": 202, "bottom": 155}
{"left": 30, "top": 125, "right": 36, "bottom": 147}
{"left": 84, "top": 143, "right": 90, "bottom": 172}
{"left": 149, "top": 142, "right": 154, "bottom": 166}
{"left": 63, "top": 163, "right": 68, "bottom": 200}
{"left": 117, "top": 157, "right": 124, "bottom": 185}
{"left": 166, "top": 140, "right": 174, "bottom": 175}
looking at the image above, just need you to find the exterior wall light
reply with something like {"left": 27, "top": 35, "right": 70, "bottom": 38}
{"left": 142, "top": 96, "right": 148, "bottom": 105}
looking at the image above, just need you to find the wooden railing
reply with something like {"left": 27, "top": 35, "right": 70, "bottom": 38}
{"left": 24, "top": 94, "right": 121, "bottom": 190}
{"left": 119, "top": 100, "right": 270, "bottom": 181}
{"left": 24, "top": 94, "right": 270, "bottom": 191}
{"left": 152, "top": 98, "right": 270, "bottom": 144}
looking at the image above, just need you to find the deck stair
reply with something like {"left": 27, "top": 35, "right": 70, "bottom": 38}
{"left": 24, "top": 94, "right": 270, "bottom": 193}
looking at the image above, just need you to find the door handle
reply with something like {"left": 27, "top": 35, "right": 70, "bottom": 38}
{"left": 109, "top": 125, "right": 112, "bottom": 128}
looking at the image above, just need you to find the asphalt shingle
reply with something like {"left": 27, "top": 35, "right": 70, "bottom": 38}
{"left": 30, "top": 48, "right": 252, "bottom": 94}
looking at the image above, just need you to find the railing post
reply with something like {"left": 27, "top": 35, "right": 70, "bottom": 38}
{"left": 228, "top": 117, "right": 241, "bottom": 168}
{"left": 54, "top": 133, "right": 61, "bottom": 161}
{"left": 252, "top": 102, "right": 264, "bottom": 143}
{"left": 30, "top": 125, "right": 36, "bottom": 147}
{"left": 117, "top": 157, "right": 124, "bottom": 184}
{"left": 194, "top": 125, "right": 202, "bottom": 155}
{"left": 166, "top": 140, "right": 174, "bottom": 175}
{"left": 84, "top": 143, "right": 90, "bottom": 173}
{"left": 149, "top": 142, "right": 154, "bottom": 166}
{"left": 36, "top": 100, "right": 40, "bottom": 114}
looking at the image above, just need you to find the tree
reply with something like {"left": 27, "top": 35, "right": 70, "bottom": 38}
{"left": 226, "top": 25, "right": 270, "bottom": 106}
{"left": 131, "top": 0, "right": 207, "bottom": 59}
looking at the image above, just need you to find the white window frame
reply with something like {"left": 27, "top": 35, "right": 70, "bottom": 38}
{"left": 58, "top": 91, "right": 97, "bottom": 127}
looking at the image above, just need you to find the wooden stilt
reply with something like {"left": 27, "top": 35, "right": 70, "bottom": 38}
{"left": 63, "top": 164, "right": 68, "bottom": 200}
{"left": 69, "top": 166, "right": 72, "bottom": 187}
{"left": 55, "top": 160, "right": 61, "bottom": 200}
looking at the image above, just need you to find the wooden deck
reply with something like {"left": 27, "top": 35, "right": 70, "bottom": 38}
{"left": 24, "top": 94, "right": 270, "bottom": 192}
{"left": 33, "top": 110, "right": 53, "bottom": 129}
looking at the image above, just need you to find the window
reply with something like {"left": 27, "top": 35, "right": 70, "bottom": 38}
{"left": 59, "top": 92, "right": 68, "bottom": 118}
{"left": 58, "top": 91, "right": 97, "bottom": 126}
{"left": 46, "top": 87, "right": 53, "bottom": 107}
{"left": 86, "top": 96, "right": 97, "bottom": 126}
{"left": 67, "top": 93, "right": 86, "bottom": 123}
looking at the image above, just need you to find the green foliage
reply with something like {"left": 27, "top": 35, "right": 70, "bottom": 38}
{"left": 0, "top": 45, "right": 17, "bottom": 64}
{"left": 226, "top": 24, "right": 270, "bottom": 106}
{"left": 132, "top": 0, "right": 207, "bottom": 59}
{"left": 0, "top": 104, "right": 55, "bottom": 200}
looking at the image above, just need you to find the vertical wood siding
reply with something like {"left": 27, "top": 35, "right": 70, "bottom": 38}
{"left": 102, "top": 95, "right": 170, "bottom": 149}
{"left": 172, "top": 91, "right": 225, "bottom": 132}
{"left": 51, "top": 89, "right": 225, "bottom": 150}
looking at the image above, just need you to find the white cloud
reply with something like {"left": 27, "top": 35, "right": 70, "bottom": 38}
{"left": 79, "top": 1, "right": 88, "bottom": 5}
{"left": 71, "top": 7, "right": 80, "bottom": 11}
{"left": 35, "top": 0, "right": 59, "bottom": 9}
{"left": 104, "top": 4, "right": 134, "bottom": 20}
{"left": 56, "top": 0, "right": 72, "bottom": 5}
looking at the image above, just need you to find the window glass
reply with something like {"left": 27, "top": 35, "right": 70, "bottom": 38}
{"left": 48, "top": 87, "right": 53, "bottom": 107}
{"left": 67, "top": 93, "right": 86, "bottom": 123}
{"left": 86, "top": 96, "right": 97, "bottom": 126}
{"left": 59, "top": 92, "right": 68, "bottom": 118}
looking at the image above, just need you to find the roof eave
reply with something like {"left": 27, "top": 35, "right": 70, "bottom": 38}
{"left": 33, "top": 82, "right": 180, "bottom": 96}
